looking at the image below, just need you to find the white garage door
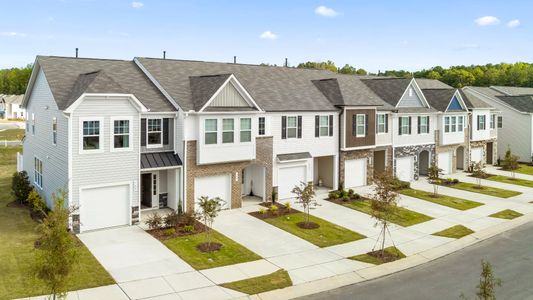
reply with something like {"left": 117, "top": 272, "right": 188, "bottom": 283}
{"left": 194, "top": 174, "right": 231, "bottom": 210}
{"left": 345, "top": 158, "right": 367, "bottom": 188}
{"left": 278, "top": 165, "right": 306, "bottom": 200}
{"left": 396, "top": 156, "right": 414, "bottom": 182}
{"left": 80, "top": 184, "right": 130, "bottom": 232}
{"left": 471, "top": 148, "right": 483, "bottom": 164}
{"left": 438, "top": 152, "right": 452, "bottom": 175}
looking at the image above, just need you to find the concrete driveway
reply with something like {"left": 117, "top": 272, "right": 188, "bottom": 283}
{"left": 78, "top": 226, "right": 194, "bottom": 283}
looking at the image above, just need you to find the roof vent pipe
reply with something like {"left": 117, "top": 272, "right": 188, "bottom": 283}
{"left": 234, "top": 56, "right": 237, "bottom": 64}
{"left": 163, "top": 51, "right": 166, "bottom": 59}
{"left": 284, "top": 58, "right": 288, "bottom": 67}
{"left": 75, "top": 48, "right": 78, "bottom": 58}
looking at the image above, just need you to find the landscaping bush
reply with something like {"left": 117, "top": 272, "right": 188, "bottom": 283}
{"left": 269, "top": 204, "right": 279, "bottom": 215}
{"left": 328, "top": 191, "right": 340, "bottom": 200}
{"left": 11, "top": 171, "right": 32, "bottom": 204}
{"left": 163, "top": 228, "right": 176, "bottom": 236}
{"left": 182, "top": 225, "right": 194, "bottom": 233}
{"left": 146, "top": 213, "right": 163, "bottom": 230}
{"left": 258, "top": 208, "right": 267, "bottom": 214}
{"left": 391, "top": 178, "right": 410, "bottom": 190}
{"left": 452, "top": 178, "right": 459, "bottom": 184}
{"left": 284, "top": 201, "right": 292, "bottom": 212}
{"left": 163, "top": 210, "right": 180, "bottom": 228}
{"left": 28, "top": 189, "right": 48, "bottom": 214}
{"left": 179, "top": 211, "right": 197, "bottom": 226}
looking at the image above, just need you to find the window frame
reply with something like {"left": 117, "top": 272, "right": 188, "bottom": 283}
{"left": 355, "top": 114, "right": 366, "bottom": 137}
{"left": 497, "top": 116, "right": 503, "bottom": 129}
{"left": 318, "top": 115, "right": 330, "bottom": 137}
{"left": 451, "top": 116, "right": 457, "bottom": 133}
{"left": 490, "top": 114, "right": 495, "bottom": 129}
{"left": 478, "top": 115, "right": 486, "bottom": 130}
{"left": 79, "top": 117, "right": 104, "bottom": 154}
{"left": 258, "top": 117, "right": 265, "bottom": 136}
{"left": 204, "top": 118, "right": 218, "bottom": 145}
{"left": 458, "top": 116, "right": 464, "bottom": 132}
{"left": 34, "top": 156, "right": 43, "bottom": 189}
{"left": 286, "top": 116, "right": 298, "bottom": 139}
{"left": 110, "top": 117, "right": 132, "bottom": 152}
{"left": 377, "top": 114, "right": 387, "bottom": 134}
{"left": 52, "top": 117, "right": 57, "bottom": 145}
{"left": 400, "top": 116, "right": 410, "bottom": 135}
{"left": 146, "top": 118, "right": 163, "bottom": 148}
{"left": 222, "top": 118, "right": 235, "bottom": 144}
{"left": 240, "top": 118, "right": 252, "bottom": 143}
{"left": 419, "top": 116, "right": 429, "bottom": 134}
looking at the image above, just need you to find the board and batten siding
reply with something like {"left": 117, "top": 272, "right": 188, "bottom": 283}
{"left": 22, "top": 69, "right": 69, "bottom": 207}
{"left": 397, "top": 84, "right": 425, "bottom": 108}
{"left": 140, "top": 113, "right": 175, "bottom": 153}
{"left": 209, "top": 83, "right": 249, "bottom": 107}
{"left": 70, "top": 96, "right": 140, "bottom": 209}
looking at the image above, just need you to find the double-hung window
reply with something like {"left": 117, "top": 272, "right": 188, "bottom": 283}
{"left": 34, "top": 157, "right": 43, "bottom": 189}
{"left": 400, "top": 116, "right": 410, "bottom": 135}
{"left": 82, "top": 120, "right": 101, "bottom": 150}
{"left": 490, "top": 114, "right": 495, "bottom": 129}
{"left": 355, "top": 114, "right": 366, "bottom": 137}
{"left": 377, "top": 114, "right": 387, "bottom": 134}
{"left": 222, "top": 119, "right": 234, "bottom": 143}
{"left": 52, "top": 117, "right": 57, "bottom": 145}
{"left": 240, "top": 118, "right": 252, "bottom": 142}
{"left": 458, "top": 116, "right": 464, "bottom": 132}
{"left": 419, "top": 116, "right": 429, "bottom": 134}
{"left": 478, "top": 115, "right": 486, "bottom": 130}
{"left": 147, "top": 119, "right": 162, "bottom": 147}
{"left": 258, "top": 117, "right": 265, "bottom": 135}
{"left": 444, "top": 117, "right": 450, "bottom": 133}
{"left": 319, "top": 116, "right": 329, "bottom": 136}
{"left": 497, "top": 116, "right": 503, "bottom": 128}
{"left": 286, "top": 116, "right": 297, "bottom": 138}
{"left": 451, "top": 116, "right": 457, "bottom": 132}
{"left": 113, "top": 119, "right": 130, "bottom": 149}
{"left": 205, "top": 119, "right": 217, "bottom": 145}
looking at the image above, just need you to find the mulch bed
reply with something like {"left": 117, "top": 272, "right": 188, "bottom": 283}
{"left": 147, "top": 221, "right": 208, "bottom": 241}
{"left": 197, "top": 242, "right": 222, "bottom": 253}
{"left": 296, "top": 221, "right": 320, "bottom": 229}
{"left": 6, "top": 200, "right": 27, "bottom": 208}
{"left": 249, "top": 203, "right": 298, "bottom": 220}
{"left": 366, "top": 249, "right": 403, "bottom": 263}
{"left": 326, "top": 196, "right": 368, "bottom": 205}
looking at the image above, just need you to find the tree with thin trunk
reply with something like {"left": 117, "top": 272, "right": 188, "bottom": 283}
{"left": 471, "top": 162, "right": 486, "bottom": 188}
{"left": 292, "top": 182, "right": 317, "bottom": 227}
{"left": 501, "top": 146, "right": 519, "bottom": 179}
{"left": 33, "top": 189, "right": 79, "bottom": 300}
{"left": 371, "top": 166, "right": 398, "bottom": 256}
{"left": 427, "top": 162, "right": 443, "bottom": 197}
{"left": 196, "top": 196, "right": 223, "bottom": 249}
{"left": 476, "top": 260, "right": 502, "bottom": 300}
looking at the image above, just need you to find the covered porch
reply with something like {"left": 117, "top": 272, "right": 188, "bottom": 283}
{"left": 140, "top": 152, "right": 183, "bottom": 212}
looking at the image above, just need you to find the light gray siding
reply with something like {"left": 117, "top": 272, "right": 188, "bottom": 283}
{"left": 175, "top": 111, "right": 185, "bottom": 159}
{"left": 70, "top": 96, "right": 140, "bottom": 209}
{"left": 398, "top": 84, "right": 424, "bottom": 108}
{"left": 23, "top": 69, "right": 69, "bottom": 207}
{"left": 209, "top": 83, "right": 249, "bottom": 107}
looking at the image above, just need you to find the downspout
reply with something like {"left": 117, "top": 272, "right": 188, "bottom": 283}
{"left": 182, "top": 112, "right": 188, "bottom": 212}
{"left": 337, "top": 107, "right": 344, "bottom": 190}
{"left": 391, "top": 111, "right": 395, "bottom": 176}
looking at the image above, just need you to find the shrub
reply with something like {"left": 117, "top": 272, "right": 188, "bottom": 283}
{"left": 351, "top": 193, "right": 360, "bottom": 200}
{"left": 342, "top": 195, "right": 350, "bottom": 202}
{"left": 452, "top": 178, "right": 459, "bottom": 184}
{"left": 328, "top": 191, "right": 340, "bottom": 200}
{"left": 179, "top": 211, "right": 196, "bottom": 226}
{"left": 271, "top": 189, "right": 278, "bottom": 203}
{"left": 348, "top": 189, "right": 355, "bottom": 196}
{"left": 269, "top": 204, "right": 279, "bottom": 215}
{"left": 284, "top": 201, "right": 292, "bottom": 211}
{"left": 338, "top": 181, "right": 345, "bottom": 192}
{"left": 163, "top": 228, "right": 176, "bottom": 236}
{"left": 28, "top": 189, "right": 48, "bottom": 214}
{"left": 163, "top": 210, "right": 180, "bottom": 228}
{"left": 258, "top": 208, "right": 267, "bottom": 214}
{"left": 183, "top": 225, "right": 194, "bottom": 233}
{"left": 392, "top": 178, "right": 410, "bottom": 190}
{"left": 11, "top": 171, "right": 32, "bottom": 204}
{"left": 146, "top": 212, "right": 163, "bottom": 230}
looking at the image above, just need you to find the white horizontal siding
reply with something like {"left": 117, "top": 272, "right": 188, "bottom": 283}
{"left": 471, "top": 109, "right": 491, "bottom": 141}
{"left": 392, "top": 113, "right": 437, "bottom": 146}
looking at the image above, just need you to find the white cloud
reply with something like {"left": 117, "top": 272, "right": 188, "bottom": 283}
{"left": 0, "top": 32, "right": 27, "bottom": 37}
{"left": 315, "top": 6, "right": 338, "bottom": 17}
{"left": 507, "top": 19, "right": 520, "bottom": 28}
{"left": 475, "top": 16, "right": 500, "bottom": 26}
{"left": 259, "top": 31, "right": 278, "bottom": 40}
{"left": 131, "top": 1, "right": 144, "bottom": 8}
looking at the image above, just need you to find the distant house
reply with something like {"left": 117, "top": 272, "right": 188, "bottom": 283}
{"left": 0, "top": 94, "right": 25, "bottom": 119}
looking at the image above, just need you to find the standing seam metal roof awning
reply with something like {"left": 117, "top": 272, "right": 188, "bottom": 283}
{"left": 276, "top": 152, "right": 312, "bottom": 162}
{"left": 141, "top": 152, "right": 182, "bottom": 169}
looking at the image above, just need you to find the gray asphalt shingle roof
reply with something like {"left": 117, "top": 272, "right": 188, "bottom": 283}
{"left": 415, "top": 78, "right": 453, "bottom": 89}
{"left": 491, "top": 86, "right": 533, "bottom": 96}
{"left": 189, "top": 74, "right": 231, "bottom": 111}
{"left": 361, "top": 78, "right": 412, "bottom": 107}
{"left": 461, "top": 87, "right": 500, "bottom": 109}
{"left": 312, "top": 75, "right": 390, "bottom": 108}
{"left": 35, "top": 56, "right": 176, "bottom": 111}
{"left": 495, "top": 95, "right": 533, "bottom": 113}
{"left": 422, "top": 89, "right": 459, "bottom": 112}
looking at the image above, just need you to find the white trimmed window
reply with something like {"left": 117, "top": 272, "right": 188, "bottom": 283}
{"left": 82, "top": 120, "right": 101, "bottom": 150}
{"left": 497, "top": 116, "right": 503, "bottom": 128}
{"left": 240, "top": 118, "right": 252, "bottom": 142}
{"left": 458, "top": 116, "right": 464, "bottom": 132}
{"left": 258, "top": 117, "right": 265, "bottom": 135}
{"left": 286, "top": 116, "right": 297, "bottom": 138}
{"left": 400, "top": 116, "right": 410, "bottom": 135}
{"left": 113, "top": 119, "right": 130, "bottom": 149}
{"left": 478, "top": 115, "right": 486, "bottom": 130}
{"left": 34, "top": 157, "right": 43, "bottom": 189}
{"left": 205, "top": 119, "right": 217, "bottom": 145}
{"left": 356, "top": 114, "right": 366, "bottom": 137}
{"left": 444, "top": 116, "right": 450, "bottom": 133}
{"left": 52, "top": 117, "right": 57, "bottom": 145}
{"left": 222, "top": 118, "right": 234, "bottom": 143}
{"left": 490, "top": 114, "right": 495, "bottom": 129}
{"left": 147, "top": 119, "right": 162, "bottom": 147}
{"left": 451, "top": 116, "right": 457, "bottom": 132}
{"left": 377, "top": 114, "right": 387, "bottom": 133}
{"left": 319, "top": 116, "right": 329, "bottom": 136}
{"left": 419, "top": 116, "right": 429, "bottom": 134}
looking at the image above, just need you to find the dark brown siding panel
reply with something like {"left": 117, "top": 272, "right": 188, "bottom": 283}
{"left": 345, "top": 109, "right": 376, "bottom": 148}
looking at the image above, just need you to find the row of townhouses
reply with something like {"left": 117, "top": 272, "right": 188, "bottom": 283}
{"left": 21, "top": 56, "right": 500, "bottom": 233}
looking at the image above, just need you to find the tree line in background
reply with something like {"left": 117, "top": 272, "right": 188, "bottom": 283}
{"left": 2, "top": 61, "right": 533, "bottom": 94}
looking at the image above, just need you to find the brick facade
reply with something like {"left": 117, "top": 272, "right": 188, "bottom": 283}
{"left": 186, "top": 137, "right": 273, "bottom": 211}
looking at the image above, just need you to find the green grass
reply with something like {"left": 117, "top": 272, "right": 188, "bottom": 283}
{"left": 513, "top": 164, "right": 533, "bottom": 176}
{"left": 262, "top": 212, "right": 366, "bottom": 247}
{"left": 489, "top": 209, "right": 524, "bottom": 220}
{"left": 486, "top": 175, "right": 533, "bottom": 188}
{"left": 0, "top": 146, "right": 114, "bottom": 299}
{"left": 432, "top": 225, "right": 474, "bottom": 239}
{"left": 221, "top": 269, "right": 292, "bottom": 295}
{"left": 342, "top": 199, "right": 433, "bottom": 227}
{"left": 399, "top": 188, "right": 483, "bottom": 210}
{"left": 162, "top": 230, "right": 261, "bottom": 270}
{"left": 349, "top": 247, "right": 406, "bottom": 265}
{"left": 0, "top": 128, "right": 25, "bottom": 141}
{"left": 449, "top": 182, "right": 521, "bottom": 198}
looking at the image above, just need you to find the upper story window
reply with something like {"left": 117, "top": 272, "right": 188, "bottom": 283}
{"left": 147, "top": 119, "right": 162, "bottom": 147}
{"left": 31, "top": 113, "right": 35, "bottom": 135}
{"left": 113, "top": 119, "right": 130, "bottom": 150}
{"left": 497, "top": 116, "right": 503, "bottom": 128}
{"left": 418, "top": 116, "right": 429, "bottom": 134}
{"left": 477, "top": 115, "right": 486, "bottom": 130}
{"left": 205, "top": 119, "right": 217, "bottom": 145}
{"left": 458, "top": 116, "right": 464, "bottom": 132}
{"left": 222, "top": 119, "right": 234, "bottom": 143}
{"left": 444, "top": 116, "right": 464, "bottom": 133}
{"left": 282, "top": 116, "right": 301, "bottom": 139}
{"left": 399, "top": 116, "right": 411, "bottom": 135}
{"left": 52, "top": 117, "right": 57, "bottom": 145}
{"left": 490, "top": 114, "right": 496, "bottom": 129}
{"left": 451, "top": 116, "right": 457, "bottom": 132}
{"left": 258, "top": 117, "right": 265, "bottom": 136}
{"left": 240, "top": 118, "right": 252, "bottom": 142}
{"left": 82, "top": 120, "right": 101, "bottom": 150}
{"left": 34, "top": 157, "right": 43, "bottom": 189}
{"left": 286, "top": 116, "right": 298, "bottom": 138}
{"left": 377, "top": 114, "right": 387, "bottom": 134}
{"left": 355, "top": 114, "right": 366, "bottom": 137}
{"left": 318, "top": 116, "right": 329, "bottom": 136}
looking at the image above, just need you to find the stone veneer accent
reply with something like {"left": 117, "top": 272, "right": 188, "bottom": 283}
{"left": 186, "top": 137, "right": 273, "bottom": 211}
{"left": 131, "top": 206, "right": 140, "bottom": 225}
{"left": 71, "top": 214, "right": 80, "bottom": 234}
{"left": 469, "top": 139, "right": 497, "bottom": 167}
{"left": 394, "top": 144, "right": 436, "bottom": 180}
{"left": 339, "top": 146, "right": 393, "bottom": 186}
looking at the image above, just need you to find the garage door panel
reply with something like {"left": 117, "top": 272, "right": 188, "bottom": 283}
{"left": 80, "top": 184, "right": 130, "bottom": 232}
{"left": 396, "top": 157, "right": 413, "bottom": 182}
{"left": 345, "top": 158, "right": 367, "bottom": 188}
{"left": 194, "top": 174, "right": 231, "bottom": 210}
{"left": 278, "top": 166, "right": 306, "bottom": 200}
{"left": 438, "top": 152, "right": 452, "bottom": 175}
{"left": 471, "top": 148, "right": 483, "bottom": 164}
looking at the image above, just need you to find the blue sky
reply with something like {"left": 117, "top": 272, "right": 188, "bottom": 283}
{"left": 1, "top": 0, "right": 532, "bottom": 72}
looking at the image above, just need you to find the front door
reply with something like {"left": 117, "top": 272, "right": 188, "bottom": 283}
{"left": 141, "top": 173, "right": 152, "bottom": 208}
{"left": 487, "top": 142, "right": 493, "bottom": 165}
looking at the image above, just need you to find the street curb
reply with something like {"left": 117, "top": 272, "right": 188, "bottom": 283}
{"left": 248, "top": 212, "right": 533, "bottom": 300}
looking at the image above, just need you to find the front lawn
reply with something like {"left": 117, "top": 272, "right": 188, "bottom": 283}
{"left": 486, "top": 175, "right": 533, "bottom": 188}
{"left": 341, "top": 199, "right": 433, "bottom": 227}
{"left": 162, "top": 229, "right": 261, "bottom": 270}
{"left": 513, "top": 164, "right": 533, "bottom": 176}
{"left": 261, "top": 212, "right": 366, "bottom": 247}
{"left": 0, "top": 128, "right": 25, "bottom": 141}
{"left": 221, "top": 269, "right": 292, "bottom": 295}
{"left": 399, "top": 188, "right": 483, "bottom": 210}
{"left": 489, "top": 209, "right": 523, "bottom": 220}
{"left": 432, "top": 225, "right": 474, "bottom": 239}
{"left": 0, "top": 146, "right": 114, "bottom": 299}
{"left": 448, "top": 182, "right": 521, "bottom": 198}
{"left": 349, "top": 247, "right": 406, "bottom": 265}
